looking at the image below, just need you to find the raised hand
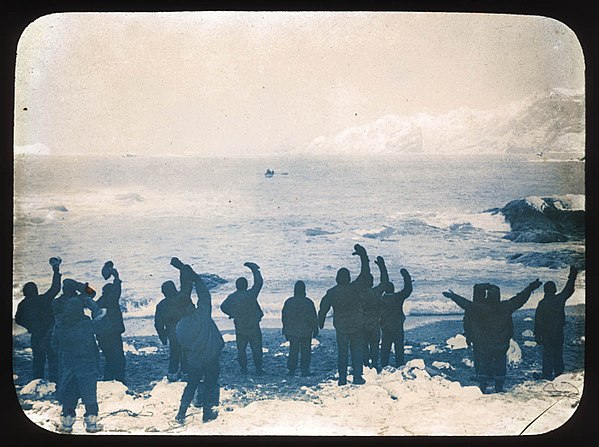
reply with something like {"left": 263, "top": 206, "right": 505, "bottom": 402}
{"left": 529, "top": 279, "right": 542, "bottom": 290}
{"left": 569, "top": 265, "right": 579, "bottom": 277}
{"left": 102, "top": 261, "right": 114, "bottom": 280}
{"left": 374, "top": 256, "right": 385, "bottom": 266}
{"left": 244, "top": 262, "right": 260, "bottom": 270}
{"left": 170, "top": 257, "right": 184, "bottom": 269}
{"left": 49, "top": 256, "right": 62, "bottom": 271}
{"left": 352, "top": 244, "right": 367, "bottom": 256}
{"left": 443, "top": 290, "right": 457, "bottom": 299}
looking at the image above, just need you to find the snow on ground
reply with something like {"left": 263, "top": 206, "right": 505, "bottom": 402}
{"left": 18, "top": 361, "right": 583, "bottom": 436}
{"left": 446, "top": 334, "right": 468, "bottom": 350}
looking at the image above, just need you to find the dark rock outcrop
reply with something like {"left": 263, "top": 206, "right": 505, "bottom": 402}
{"left": 486, "top": 198, "right": 584, "bottom": 243}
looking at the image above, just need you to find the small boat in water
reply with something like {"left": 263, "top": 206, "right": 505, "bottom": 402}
{"left": 264, "top": 169, "right": 275, "bottom": 178}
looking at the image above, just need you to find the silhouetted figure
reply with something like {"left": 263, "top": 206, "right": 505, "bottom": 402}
{"left": 95, "top": 261, "right": 126, "bottom": 383}
{"left": 154, "top": 257, "right": 196, "bottom": 381}
{"left": 282, "top": 280, "right": 319, "bottom": 377}
{"left": 15, "top": 257, "right": 62, "bottom": 382}
{"left": 463, "top": 283, "right": 489, "bottom": 379}
{"left": 444, "top": 279, "right": 542, "bottom": 393}
{"left": 51, "top": 279, "right": 108, "bottom": 433}
{"left": 534, "top": 266, "right": 579, "bottom": 380}
{"left": 360, "top": 256, "right": 390, "bottom": 371}
{"left": 175, "top": 261, "right": 224, "bottom": 424}
{"left": 318, "top": 244, "right": 370, "bottom": 385}
{"left": 220, "top": 262, "right": 264, "bottom": 374}
{"left": 379, "top": 266, "right": 413, "bottom": 368}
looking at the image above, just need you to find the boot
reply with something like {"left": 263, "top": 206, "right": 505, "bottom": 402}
{"left": 167, "top": 372, "right": 179, "bottom": 382}
{"left": 84, "top": 415, "right": 103, "bottom": 433}
{"left": 337, "top": 376, "right": 347, "bottom": 386}
{"left": 59, "top": 415, "right": 75, "bottom": 434}
{"left": 175, "top": 410, "right": 186, "bottom": 424}
{"left": 353, "top": 376, "right": 366, "bottom": 385}
{"left": 202, "top": 407, "right": 218, "bottom": 423}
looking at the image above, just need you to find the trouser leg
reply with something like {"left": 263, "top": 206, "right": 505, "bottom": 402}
{"left": 336, "top": 331, "right": 349, "bottom": 380}
{"left": 113, "top": 335, "right": 126, "bottom": 383}
{"left": 478, "top": 347, "right": 493, "bottom": 392}
{"left": 60, "top": 377, "right": 80, "bottom": 417}
{"left": 99, "top": 333, "right": 126, "bottom": 383}
{"left": 472, "top": 343, "right": 481, "bottom": 377}
{"left": 168, "top": 336, "right": 182, "bottom": 375}
{"left": 77, "top": 374, "right": 99, "bottom": 417}
{"left": 31, "top": 332, "right": 46, "bottom": 379}
{"left": 178, "top": 367, "right": 202, "bottom": 416}
{"left": 202, "top": 354, "right": 221, "bottom": 410}
{"left": 370, "top": 327, "right": 381, "bottom": 369}
{"left": 299, "top": 337, "right": 311, "bottom": 374}
{"left": 287, "top": 337, "right": 299, "bottom": 372}
{"left": 394, "top": 330, "right": 405, "bottom": 367}
{"left": 236, "top": 333, "right": 249, "bottom": 369}
{"left": 491, "top": 348, "right": 507, "bottom": 392}
{"left": 248, "top": 328, "right": 263, "bottom": 370}
{"left": 553, "top": 337, "right": 565, "bottom": 377}
{"left": 542, "top": 343, "right": 554, "bottom": 378}
{"left": 380, "top": 332, "right": 392, "bottom": 367}
{"left": 349, "top": 332, "right": 364, "bottom": 378}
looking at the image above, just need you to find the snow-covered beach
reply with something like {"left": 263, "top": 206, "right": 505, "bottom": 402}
{"left": 13, "top": 305, "right": 585, "bottom": 436}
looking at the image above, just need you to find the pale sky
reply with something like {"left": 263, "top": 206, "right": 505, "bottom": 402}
{"left": 13, "top": 11, "right": 584, "bottom": 155}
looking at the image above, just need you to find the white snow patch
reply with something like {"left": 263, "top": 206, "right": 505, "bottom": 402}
{"left": 138, "top": 346, "right": 158, "bottom": 354}
{"left": 280, "top": 341, "right": 290, "bottom": 347}
{"left": 223, "top": 333, "right": 236, "bottom": 343}
{"left": 462, "top": 358, "right": 475, "bottom": 368}
{"left": 507, "top": 339, "right": 522, "bottom": 365}
{"left": 311, "top": 338, "right": 320, "bottom": 347}
{"left": 20, "top": 379, "right": 56, "bottom": 398}
{"left": 524, "top": 341, "right": 537, "bottom": 347}
{"left": 423, "top": 344, "right": 443, "bottom": 354}
{"left": 404, "top": 359, "right": 426, "bottom": 370}
{"left": 432, "top": 361, "right": 455, "bottom": 371}
{"left": 17, "top": 366, "right": 584, "bottom": 436}
{"left": 524, "top": 317, "right": 533, "bottom": 322}
{"left": 522, "top": 329, "right": 534, "bottom": 337}
{"left": 446, "top": 333, "right": 468, "bottom": 350}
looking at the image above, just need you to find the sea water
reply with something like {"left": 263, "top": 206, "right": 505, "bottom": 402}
{"left": 12, "top": 153, "right": 585, "bottom": 330}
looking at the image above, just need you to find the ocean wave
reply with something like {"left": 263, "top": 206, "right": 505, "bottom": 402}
{"left": 305, "top": 227, "right": 338, "bottom": 237}
{"left": 14, "top": 203, "right": 70, "bottom": 226}
{"left": 507, "top": 250, "right": 585, "bottom": 270}
{"left": 355, "top": 226, "right": 397, "bottom": 239}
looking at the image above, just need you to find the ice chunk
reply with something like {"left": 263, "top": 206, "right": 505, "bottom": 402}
{"left": 446, "top": 334, "right": 468, "bottom": 350}
{"left": 507, "top": 339, "right": 522, "bottom": 364}
{"left": 432, "top": 361, "right": 455, "bottom": 371}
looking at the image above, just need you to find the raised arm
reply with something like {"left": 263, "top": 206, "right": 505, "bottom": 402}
{"left": 41, "top": 258, "right": 63, "bottom": 302}
{"left": 99, "top": 265, "right": 122, "bottom": 308}
{"left": 442, "top": 289, "right": 472, "bottom": 311}
{"left": 506, "top": 279, "right": 543, "bottom": 313}
{"left": 245, "top": 262, "right": 263, "bottom": 297}
{"left": 194, "top": 273, "right": 213, "bottom": 316}
{"left": 352, "top": 244, "right": 371, "bottom": 288}
{"left": 396, "top": 268, "right": 413, "bottom": 301}
{"left": 171, "top": 258, "right": 195, "bottom": 305}
{"left": 317, "top": 292, "right": 333, "bottom": 329}
{"left": 557, "top": 266, "right": 579, "bottom": 303}
{"left": 372, "top": 256, "right": 390, "bottom": 296}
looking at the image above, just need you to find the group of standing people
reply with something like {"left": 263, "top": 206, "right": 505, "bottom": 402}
{"left": 15, "top": 247, "right": 580, "bottom": 432}
{"left": 16, "top": 257, "right": 125, "bottom": 433}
